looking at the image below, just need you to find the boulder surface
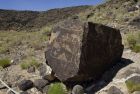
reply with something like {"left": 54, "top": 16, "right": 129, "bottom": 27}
{"left": 45, "top": 18, "right": 124, "bottom": 82}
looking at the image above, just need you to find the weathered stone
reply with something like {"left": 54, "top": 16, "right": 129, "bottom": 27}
{"left": 29, "top": 88, "right": 42, "bottom": 94}
{"left": 107, "top": 86, "right": 123, "bottom": 94}
{"left": 38, "top": 63, "right": 52, "bottom": 77}
{"left": 27, "top": 66, "right": 35, "bottom": 73}
{"left": 133, "top": 91, "right": 140, "bottom": 94}
{"left": 129, "top": 16, "right": 140, "bottom": 28}
{"left": 72, "top": 85, "right": 84, "bottom": 94}
{"left": 42, "top": 85, "right": 49, "bottom": 93}
{"left": 43, "top": 72, "right": 56, "bottom": 82}
{"left": 125, "top": 75, "right": 140, "bottom": 93}
{"left": 20, "top": 91, "right": 29, "bottom": 94}
{"left": 34, "top": 79, "right": 49, "bottom": 91}
{"left": 0, "top": 83, "right": 6, "bottom": 89}
{"left": 18, "top": 80, "right": 33, "bottom": 91}
{"left": 45, "top": 18, "right": 124, "bottom": 82}
{"left": 127, "top": 6, "right": 138, "bottom": 12}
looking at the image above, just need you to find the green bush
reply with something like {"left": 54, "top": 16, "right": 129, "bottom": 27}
{"left": 0, "top": 58, "right": 10, "bottom": 68}
{"left": 20, "top": 58, "right": 40, "bottom": 69}
{"left": 126, "top": 80, "right": 140, "bottom": 93}
{"left": 48, "top": 83, "right": 68, "bottom": 94}
{"left": 127, "top": 34, "right": 137, "bottom": 48}
{"left": 132, "top": 44, "right": 140, "bottom": 53}
{"left": 127, "top": 33, "right": 140, "bottom": 53}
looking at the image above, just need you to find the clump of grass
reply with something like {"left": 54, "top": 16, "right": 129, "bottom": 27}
{"left": 125, "top": 80, "right": 140, "bottom": 93}
{"left": 0, "top": 46, "right": 8, "bottom": 53}
{"left": 126, "top": 32, "right": 140, "bottom": 53}
{"left": 0, "top": 58, "right": 10, "bottom": 68}
{"left": 48, "top": 82, "right": 68, "bottom": 94}
{"left": 127, "top": 34, "right": 137, "bottom": 48}
{"left": 132, "top": 44, "right": 140, "bottom": 53}
{"left": 20, "top": 58, "right": 40, "bottom": 69}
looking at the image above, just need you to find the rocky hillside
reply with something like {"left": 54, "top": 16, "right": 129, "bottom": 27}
{"left": 0, "top": 6, "right": 91, "bottom": 31}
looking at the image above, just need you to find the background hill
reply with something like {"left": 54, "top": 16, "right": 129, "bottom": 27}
{"left": 0, "top": 6, "right": 91, "bottom": 31}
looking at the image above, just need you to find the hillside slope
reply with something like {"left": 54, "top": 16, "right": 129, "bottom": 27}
{"left": 0, "top": 6, "right": 91, "bottom": 31}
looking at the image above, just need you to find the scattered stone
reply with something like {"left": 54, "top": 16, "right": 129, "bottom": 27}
{"left": 129, "top": 16, "right": 140, "bottom": 28}
{"left": 107, "top": 86, "right": 123, "bottom": 94}
{"left": 29, "top": 88, "right": 42, "bottom": 94}
{"left": 43, "top": 72, "right": 56, "bottom": 82}
{"left": 38, "top": 63, "right": 52, "bottom": 77}
{"left": 27, "top": 66, "right": 35, "bottom": 73}
{"left": 18, "top": 80, "right": 33, "bottom": 91}
{"left": 127, "top": 6, "right": 138, "bottom": 12}
{"left": 133, "top": 91, "right": 140, "bottom": 94}
{"left": 125, "top": 75, "right": 140, "bottom": 93}
{"left": 42, "top": 85, "right": 49, "bottom": 93}
{"left": 34, "top": 79, "right": 49, "bottom": 91}
{"left": 7, "top": 91, "right": 15, "bottom": 94}
{"left": 45, "top": 18, "right": 124, "bottom": 81}
{"left": 20, "top": 91, "right": 29, "bottom": 94}
{"left": 72, "top": 85, "right": 84, "bottom": 94}
{"left": 0, "top": 83, "right": 6, "bottom": 89}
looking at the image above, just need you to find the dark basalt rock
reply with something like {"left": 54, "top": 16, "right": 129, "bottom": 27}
{"left": 129, "top": 16, "right": 140, "bottom": 28}
{"left": 45, "top": 18, "right": 124, "bottom": 82}
{"left": 18, "top": 80, "right": 33, "bottom": 91}
{"left": 34, "top": 79, "right": 49, "bottom": 91}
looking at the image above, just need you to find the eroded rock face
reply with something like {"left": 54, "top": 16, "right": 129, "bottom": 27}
{"left": 45, "top": 18, "right": 124, "bottom": 82}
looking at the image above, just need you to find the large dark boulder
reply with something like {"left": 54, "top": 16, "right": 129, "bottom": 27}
{"left": 45, "top": 18, "right": 124, "bottom": 82}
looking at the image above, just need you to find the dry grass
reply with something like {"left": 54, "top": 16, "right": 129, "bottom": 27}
{"left": 0, "top": 26, "right": 51, "bottom": 53}
{"left": 20, "top": 58, "right": 40, "bottom": 69}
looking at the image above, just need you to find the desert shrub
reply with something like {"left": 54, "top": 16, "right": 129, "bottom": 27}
{"left": 20, "top": 58, "right": 40, "bottom": 69}
{"left": 0, "top": 46, "right": 8, "bottom": 53}
{"left": 126, "top": 80, "right": 140, "bottom": 93}
{"left": 0, "top": 58, "right": 10, "bottom": 68}
{"left": 127, "top": 34, "right": 137, "bottom": 48}
{"left": 132, "top": 44, "right": 140, "bottom": 53}
{"left": 126, "top": 32, "right": 140, "bottom": 53}
{"left": 48, "top": 82, "right": 68, "bottom": 94}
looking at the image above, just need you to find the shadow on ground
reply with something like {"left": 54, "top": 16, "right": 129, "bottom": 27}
{"left": 86, "top": 58, "right": 134, "bottom": 94}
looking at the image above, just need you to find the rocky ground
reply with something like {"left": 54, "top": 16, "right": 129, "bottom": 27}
{"left": 0, "top": 0, "right": 140, "bottom": 94}
{"left": 95, "top": 50, "right": 140, "bottom": 94}
{"left": 0, "top": 45, "right": 140, "bottom": 94}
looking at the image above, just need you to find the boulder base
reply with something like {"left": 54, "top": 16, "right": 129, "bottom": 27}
{"left": 45, "top": 19, "right": 124, "bottom": 82}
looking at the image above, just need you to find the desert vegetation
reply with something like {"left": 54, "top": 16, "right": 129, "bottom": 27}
{"left": 126, "top": 32, "right": 140, "bottom": 52}
{"left": 47, "top": 83, "right": 68, "bottom": 94}
{"left": 0, "top": 58, "right": 10, "bottom": 68}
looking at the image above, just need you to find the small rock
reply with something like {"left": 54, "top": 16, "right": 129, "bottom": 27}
{"left": 27, "top": 66, "right": 35, "bottom": 73}
{"left": 125, "top": 75, "right": 140, "bottom": 93}
{"left": 29, "top": 88, "right": 42, "bottom": 94}
{"left": 43, "top": 72, "right": 56, "bottom": 82}
{"left": 127, "top": 6, "right": 138, "bottom": 12}
{"left": 0, "top": 83, "right": 6, "bottom": 89}
{"left": 107, "top": 86, "right": 123, "bottom": 94}
{"left": 20, "top": 91, "right": 29, "bottom": 94}
{"left": 38, "top": 63, "right": 52, "bottom": 77}
{"left": 18, "top": 80, "right": 33, "bottom": 91}
{"left": 72, "top": 85, "right": 84, "bottom": 94}
{"left": 34, "top": 79, "right": 49, "bottom": 91}
{"left": 129, "top": 16, "right": 140, "bottom": 28}
{"left": 7, "top": 91, "right": 15, "bottom": 94}
{"left": 133, "top": 91, "right": 140, "bottom": 94}
{"left": 42, "top": 85, "right": 49, "bottom": 93}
